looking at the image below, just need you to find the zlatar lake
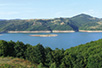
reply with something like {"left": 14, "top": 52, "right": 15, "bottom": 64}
{"left": 0, "top": 32, "right": 102, "bottom": 49}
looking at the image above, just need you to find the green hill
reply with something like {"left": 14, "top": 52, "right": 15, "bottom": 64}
{"left": 0, "top": 39, "right": 102, "bottom": 68}
{"left": 71, "top": 14, "right": 102, "bottom": 30}
{"left": 0, "top": 14, "right": 102, "bottom": 32}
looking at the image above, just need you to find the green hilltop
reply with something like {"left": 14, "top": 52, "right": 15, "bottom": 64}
{"left": 0, "top": 14, "right": 102, "bottom": 32}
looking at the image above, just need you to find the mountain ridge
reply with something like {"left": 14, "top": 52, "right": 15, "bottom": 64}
{"left": 0, "top": 14, "right": 102, "bottom": 32}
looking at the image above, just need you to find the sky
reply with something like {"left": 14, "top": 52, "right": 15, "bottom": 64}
{"left": 0, "top": 0, "right": 102, "bottom": 19}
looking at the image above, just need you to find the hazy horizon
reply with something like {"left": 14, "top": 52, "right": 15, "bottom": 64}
{"left": 0, "top": 13, "right": 101, "bottom": 20}
{"left": 0, "top": 0, "right": 102, "bottom": 19}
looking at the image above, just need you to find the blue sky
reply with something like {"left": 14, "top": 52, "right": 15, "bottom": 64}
{"left": 0, "top": 0, "right": 102, "bottom": 19}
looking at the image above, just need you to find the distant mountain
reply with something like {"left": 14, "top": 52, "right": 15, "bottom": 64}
{"left": 70, "top": 14, "right": 102, "bottom": 30}
{"left": 0, "top": 14, "right": 102, "bottom": 32}
{"left": 0, "top": 19, "right": 6, "bottom": 21}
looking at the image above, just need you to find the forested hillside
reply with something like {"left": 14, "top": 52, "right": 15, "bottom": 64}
{"left": 0, "top": 14, "right": 102, "bottom": 32}
{"left": 0, "top": 39, "right": 102, "bottom": 68}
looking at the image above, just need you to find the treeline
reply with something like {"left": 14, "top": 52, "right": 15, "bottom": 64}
{"left": 0, "top": 39, "right": 102, "bottom": 68}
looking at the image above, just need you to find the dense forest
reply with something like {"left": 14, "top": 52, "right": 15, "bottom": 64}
{"left": 0, "top": 14, "right": 102, "bottom": 32}
{"left": 0, "top": 39, "right": 102, "bottom": 68}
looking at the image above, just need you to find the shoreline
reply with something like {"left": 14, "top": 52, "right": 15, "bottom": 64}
{"left": 7, "top": 30, "right": 75, "bottom": 33}
{"left": 8, "top": 31, "right": 51, "bottom": 33}
{"left": 52, "top": 30, "right": 75, "bottom": 33}
{"left": 4, "top": 30, "right": 102, "bottom": 33}
{"left": 79, "top": 30, "right": 102, "bottom": 32}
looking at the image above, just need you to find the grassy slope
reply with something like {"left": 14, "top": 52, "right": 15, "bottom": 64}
{"left": 0, "top": 57, "right": 37, "bottom": 68}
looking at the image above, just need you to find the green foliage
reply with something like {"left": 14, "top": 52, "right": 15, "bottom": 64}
{"left": 0, "top": 40, "right": 9, "bottom": 56}
{"left": 7, "top": 40, "right": 16, "bottom": 56}
{"left": 25, "top": 45, "right": 36, "bottom": 63}
{"left": 0, "top": 39, "right": 102, "bottom": 68}
{"left": 14, "top": 41, "right": 26, "bottom": 58}
{"left": 49, "top": 62, "right": 57, "bottom": 68}
{"left": 87, "top": 54, "right": 102, "bottom": 68}
{"left": 60, "top": 62, "right": 66, "bottom": 68}
{"left": 34, "top": 44, "right": 46, "bottom": 64}
{"left": 25, "top": 44, "right": 45, "bottom": 64}
{"left": 37, "top": 63, "right": 45, "bottom": 68}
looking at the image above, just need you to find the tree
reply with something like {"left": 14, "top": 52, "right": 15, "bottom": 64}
{"left": 0, "top": 40, "right": 9, "bottom": 56}
{"left": 51, "top": 48, "right": 64, "bottom": 67}
{"left": 25, "top": 44, "right": 46, "bottom": 64}
{"left": 45, "top": 47, "right": 53, "bottom": 66}
{"left": 34, "top": 44, "right": 46, "bottom": 64}
{"left": 25, "top": 46, "right": 36, "bottom": 63}
{"left": 14, "top": 41, "right": 26, "bottom": 58}
{"left": 7, "top": 40, "right": 16, "bottom": 56}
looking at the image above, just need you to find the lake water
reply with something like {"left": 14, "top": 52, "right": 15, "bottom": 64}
{"left": 0, "top": 32, "right": 102, "bottom": 49}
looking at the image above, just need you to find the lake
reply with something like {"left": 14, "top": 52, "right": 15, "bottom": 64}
{"left": 0, "top": 32, "right": 102, "bottom": 49}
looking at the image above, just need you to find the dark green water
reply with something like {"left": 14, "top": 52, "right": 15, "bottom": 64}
{"left": 0, "top": 32, "right": 102, "bottom": 49}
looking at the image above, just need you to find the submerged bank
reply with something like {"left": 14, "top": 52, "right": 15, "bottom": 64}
{"left": 30, "top": 34, "right": 58, "bottom": 37}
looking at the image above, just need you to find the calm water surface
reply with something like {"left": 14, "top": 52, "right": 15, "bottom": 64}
{"left": 0, "top": 32, "right": 102, "bottom": 49}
